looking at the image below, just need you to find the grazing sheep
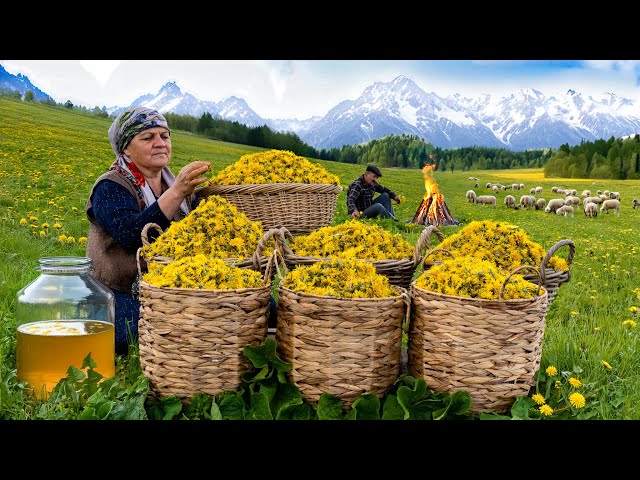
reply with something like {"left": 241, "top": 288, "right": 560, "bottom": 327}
{"left": 466, "top": 190, "right": 477, "bottom": 203}
{"left": 474, "top": 182, "right": 479, "bottom": 188}
{"left": 486, "top": 182, "right": 492, "bottom": 189}
{"left": 535, "top": 186, "right": 543, "bottom": 195}
{"left": 556, "top": 205, "right": 575, "bottom": 217}
{"left": 584, "top": 202, "right": 598, "bottom": 218}
{"left": 580, "top": 190, "right": 591, "bottom": 199}
{"left": 584, "top": 196, "right": 603, "bottom": 205}
{"left": 519, "top": 194, "right": 536, "bottom": 210}
{"left": 535, "top": 198, "right": 546, "bottom": 210}
{"left": 600, "top": 199, "right": 621, "bottom": 215}
{"left": 519, "top": 183, "right": 525, "bottom": 190}
{"left": 599, "top": 194, "right": 608, "bottom": 201}
{"left": 504, "top": 194, "right": 516, "bottom": 208}
{"left": 492, "top": 185, "right": 499, "bottom": 194}
{"left": 530, "top": 187, "right": 536, "bottom": 195}
{"left": 475, "top": 195, "right": 497, "bottom": 207}
{"left": 608, "top": 191, "right": 620, "bottom": 200}
{"left": 633, "top": 198, "right": 640, "bottom": 209}
{"left": 569, "top": 189, "right": 577, "bottom": 197}
{"left": 596, "top": 190, "right": 602, "bottom": 195}
{"left": 545, "top": 198, "right": 566, "bottom": 213}
{"left": 564, "top": 195, "right": 580, "bottom": 206}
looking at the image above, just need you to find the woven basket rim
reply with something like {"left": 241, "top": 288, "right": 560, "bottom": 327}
{"left": 279, "top": 284, "right": 407, "bottom": 302}
{"left": 283, "top": 251, "right": 414, "bottom": 265}
{"left": 411, "top": 282, "right": 548, "bottom": 304}
{"left": 139, "top": 279, "right": 271, "bottom": 295}
{"left": 200, "top": 183, "right": 343, "bottom": 193}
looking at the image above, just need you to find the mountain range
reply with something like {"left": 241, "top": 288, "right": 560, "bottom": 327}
{"left": 2, "top": 64, "right": 639, "bottom": 151}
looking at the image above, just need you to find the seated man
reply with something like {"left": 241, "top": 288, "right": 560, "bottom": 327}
{"left": 346, "top": 165, "right": 401, "bottom": 220}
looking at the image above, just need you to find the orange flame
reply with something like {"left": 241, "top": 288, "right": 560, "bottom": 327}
{"left": 422, "top": 163, "right": 440, "bottom": 199}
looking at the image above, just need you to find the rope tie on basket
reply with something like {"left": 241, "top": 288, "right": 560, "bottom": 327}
{"left": 500, "top": 265, "right": 544, "bottom": 300}
{"left": 251, "top": 227, "right": 283, "bottom": 272}
{"left": 539, "top": 239, "right": 575, "bottom": 284}
{"left": 412, "top": 225, "right": 445, "bottom": 268}
{"left": 270, "top": 248, "right": 289, "bottom": 282}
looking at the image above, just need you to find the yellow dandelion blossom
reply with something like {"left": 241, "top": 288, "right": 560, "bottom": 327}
{"left": 554, "top": 380, "right": 562, "bottom": 389}
{"left": 71, "top": 207, "right": 78, "bottom": 212}
{"left": 78, "top": 237, "right": 87, "bottom": 245}
{"left": 39, "top": 230, "right": 46, "bottom": 237}
{"left": 546, "top": 365, "right": 558, "bottom": 377}
{"left": 622, "top": 319, "right": 637, "bottom": 328}
{"left": 58, "top": 235, "right": 67, "bottom": 242}
{"left": 569, "top": 392, "right": 586, "bottom": 409}
{"left": 539, "top": 404, "right": 553, "bottom": 416}
{"left": 19, "top": 218, "right": 27, "bottom": 225}
{"left": 53, "top": 223, "right": 62, "bottom": 228}
{"left": 569, "top": 377, "right": 582, "bottom": 388}
{"left": 630, "top": 306, "right": 638, "bottom": 314}
{"left": 532, "top": 393, "right": 545, "bottom": 405}
{"left": 66, "top": 236, "right": 76, "bottom": 244}
{"left": 570, "top": 311, "right": 579, "bottom": 316}
{"left": 601, "top": 360, "right": 612, "bottom": 370}
{"left": 594, "top": 326, "right": 600, "bottom": 331}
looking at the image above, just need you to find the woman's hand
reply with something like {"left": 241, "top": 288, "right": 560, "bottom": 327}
{"left": 173, "top": 161, "right": 211, "bottom": 196}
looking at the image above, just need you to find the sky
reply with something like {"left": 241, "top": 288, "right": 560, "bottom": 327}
{"left": 2, "top": 60, "right": 640, "bottom": 120}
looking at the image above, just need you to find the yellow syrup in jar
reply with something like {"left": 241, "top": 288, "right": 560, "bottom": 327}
{"left": 16, "top": 320, "right": 115, "bottom": 398}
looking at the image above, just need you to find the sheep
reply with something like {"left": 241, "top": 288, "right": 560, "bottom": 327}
{"left": 545, "top": 198, "right": 566, "bottom": 213}
{"left": 584, "top": 201, "right": 598, "bottom": 218}
{"left": 599, "top": 194, "right": 608, "bottom": 201}
{"left": 466, "top": 190, "right": 477, "bottom": 203}
{"left": 492, "top": 185, "right": 499, "bottom": 194}
{"left": 600, "top": 199, "right": 620, "bottom": 215}
{"left": 474, "top": 182, "right": 479, "bottom": 188}
{"left": 608, "top": 191, "right": 620, "bottom": 200}
{"left": 519, "top": 194, "right": 536, "bottom": 210}
{"left": 564, "top": 195, "right": 580, "bottom": 207}
{"left": 504, "top": 194, "right": 516, "bottom": 208}
{"left": 535, "top": 186, "right": 543, "bottom": 195}
{"left": 569, "top": 189, "right": 577, "bottom": 197}
{"left": 530, "top": 187, "right": 536, "bottom": 195}
{"left": 519, "top": 183, "right": 525, "bottom": 190}
{"left": 633, "top": 198, "right": 640, "bottom": 209}
{"left": 535, "top": 198, "right": 546, "bottom": 210}
{"left": 556, "top": 205, "right": 575, "bottom": 217}
{"left": 475, "top": 195, "right": 497, "bottom": 207}
{"left": 584, "top": 196, "right": 603, "bottom": 205}
{"left": 580, "top": 190, "right": 591, "bottom": 199}
{"left": 486, "top": 182, "right": 492, "bottom": 189}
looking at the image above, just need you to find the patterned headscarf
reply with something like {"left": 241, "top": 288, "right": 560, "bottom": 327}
{"left": 107, "top": 107, "right": 189, "bottom": 216}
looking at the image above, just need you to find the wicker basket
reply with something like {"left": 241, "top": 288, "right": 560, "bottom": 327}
{"left": 522, "top": 239, "right": 575, "bottom": 304}
{"left": 408, "top": 265, "right": 548, "bottom": 414}
{"left": 139, "top": 222, "right": 281, "bottom": 276}
{"left": 278, "top": 224, "right": 444, "bottom": 290}
{"left": 274, "top": 254, "right": 409, "bottom": 410}
{"left": 198, "top": 183, "right": 343, "bottom": 235}
{"left": 135, "top": 251, "right": 276, "bottom": 399}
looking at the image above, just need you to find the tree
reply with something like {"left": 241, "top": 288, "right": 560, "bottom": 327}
{"left": 23, "top": 90, "right": 34, "bottom": 102}
{"left": 64, "top": 100, "right": 74, "bottom": 109}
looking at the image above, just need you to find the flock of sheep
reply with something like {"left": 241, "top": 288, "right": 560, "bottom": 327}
{"left": 465, "top": 178, "right": 639, "bottom": 218}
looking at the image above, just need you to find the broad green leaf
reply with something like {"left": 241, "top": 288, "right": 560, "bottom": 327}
{"left": 382, "top": 394, "right": 407, "bottom": 420}
{"left": 81, "top": 353, "right": 97, "bottom": 370}
{"left": 317, "top": 394, "right": 344, "bottom": 420}
{"left": 447, "top": 390, "right": 472, "bottom": 415}
{"left": 109, "top": 397, "right": 148, "bottom": 420}
{"left": 77, "top": 407, "right": 100, "bottom": 420}
{"left": 218, "top": 393, "right": 246, "bottom": 420}
{"left": 247, "top": 391, "right": 273, "bottom": 420}
{"left": 278, "top": 403, "right": 316, "bottom": 420}
{"left": 346, "top": 394, "right": 381, "bottom": 420}
{"left": 243, "top": 338, "right": 292, "bottom": 373}
{"left": 479, "top": 412, "right": 512, "bottom": 420}
{"left": 96, "top": 401, "right": 114, "bottom": 419}
{"left": 510, "top": 396, "right": 533, "bottom": 420}
{"left": 210, "top": 401, "right": 222, "bottom": 420}
{"left": 271, "top": 382, "right": 303, "bottom": 418}
{"left": 158, "top": 395, "right": 183, "bottom": 420}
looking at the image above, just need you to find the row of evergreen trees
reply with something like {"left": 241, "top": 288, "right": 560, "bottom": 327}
{"left": 544, "top": 136, "right": 640, "bottom": 179}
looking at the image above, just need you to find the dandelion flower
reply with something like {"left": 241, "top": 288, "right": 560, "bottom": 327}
{"left": 554, "top": 380, "right": 562, "bottom": 389}
{"left": 569, "top": 377, "right": 582, "bottom": 388}
{"left": 601, "top": 360, "right": 612, "bottom": 370}
{"left": 570, "top": 311, "right": 579, "bottom": 316}
{"left": 569, "top": 392, "right": 586, "bottom": 409}
{"left": 622, "top": 319, "right": 637, "bottom": 328}
{"left": 19, "top": 218, "right": 27, "bottom": 225}
{"left": 630, "top": 306, "right": 638, "bottom": 314}
{"left": 78, "top": 237, "right": 87, "bottom": 245}
{"left": 539, "top": 404, "right": 553, "bottom": 416}
{"left": 546, "top": 365, "right": 558, "bottom": 377}
{"left": 71, "top": 207, "right": 78, "bottom": 212}
{"left": 532, "top": 393, "right": 545, "bottom": 405}
{"left": 53, "top": 223, "right": 62, "bottom": 229}
{"left": 594, "top": 326, "right": 600, "bottom": 332}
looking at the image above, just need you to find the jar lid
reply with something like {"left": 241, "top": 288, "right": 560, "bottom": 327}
{"left": 38, "top": 256, "right": 93, "bottom": 273}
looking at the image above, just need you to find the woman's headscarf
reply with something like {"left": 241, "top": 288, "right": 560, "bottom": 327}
{"left": 107, "top": 106, "right": 189, "bottom": 216}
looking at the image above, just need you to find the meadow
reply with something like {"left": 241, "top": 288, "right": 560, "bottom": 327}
{"left": 1, "top": 96, "right": 639, "bottom": 419}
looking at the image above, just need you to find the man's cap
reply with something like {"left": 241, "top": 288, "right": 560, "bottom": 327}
{"left": 366, "top": 165, "right": 382, "bottom": 177}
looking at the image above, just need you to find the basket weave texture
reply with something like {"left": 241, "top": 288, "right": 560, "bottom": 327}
{"left": 408, "top": 265, "right": 548, "bottom": 414}
{"left": 136, "top": 256, "right": 274, "bottom": 399}
{"left": 279, "top": 224, "right": 444, "bottom": 290}
{"left": 522, "top": 239, "right": 575, "bottom": 304}
{"left": 276, "top": 284, "right": 409, "bottom": 409}
{"left": 198, "top": 183, "right": 343, "bottom": 235}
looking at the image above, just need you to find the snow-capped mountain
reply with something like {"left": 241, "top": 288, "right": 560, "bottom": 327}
{"left": 0, "top": 64, "right": 53, "bottom": 102}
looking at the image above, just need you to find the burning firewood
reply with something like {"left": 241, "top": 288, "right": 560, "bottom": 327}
{"left": 410, "top": 164, "right": 459, "bottom": 226}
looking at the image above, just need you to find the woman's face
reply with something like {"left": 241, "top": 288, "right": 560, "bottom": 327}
{"left": 123, "top": 127, "right": 171, "bottom": 172}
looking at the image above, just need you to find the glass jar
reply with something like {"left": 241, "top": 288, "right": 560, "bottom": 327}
{"left": 15, "top": 256, "right": 115, "bottom": 398}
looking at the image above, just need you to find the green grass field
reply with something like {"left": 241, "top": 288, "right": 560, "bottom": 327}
{"left": 1, "top": 97, "right": 639, "bottom": 419}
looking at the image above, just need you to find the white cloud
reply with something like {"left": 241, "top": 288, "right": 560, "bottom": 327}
{"left": 79, "top": 60, "right": 121, "bottom": 87}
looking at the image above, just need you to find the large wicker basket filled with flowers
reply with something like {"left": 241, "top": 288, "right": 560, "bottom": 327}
{"left": 278, "top": 221, "right": 444, "bottom": 289}
{"left": 198, "top": 149, "right": 343, "bottom": 235}
{"left": 409, "top": 250, "right": 549, "bottom": 414}
{"left": 135, "top": 251, "right": 277, "bottom": 399}
{"left": 274, "top": 253, "right": 409, "bottom": 410}
{"left": 422, "top": 220, "right": 574, "bottom": 304}
{"left": 138, "top": 194, "right": 279, "bottom": 276}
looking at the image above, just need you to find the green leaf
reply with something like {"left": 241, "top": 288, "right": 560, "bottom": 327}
{"left": 479, "top": 412, "right": 512, "bottom": 420}
{"left": 247, "top": 391, "right": 273, "bottom": 420}
{"left": 158, "top": 395, "right": 184, "bottom": 420}
{"left": 81, "top": 352, "right": 97, "bottom": 370}
{"left": 109, "top": 397, "right": 148, "bottom": 420}
{"left": 96, "top": 401, "right": 114, "bottom": 420}
{"left": 243, "top": 338, "right": 291, "bottom": 373}
{"left": 77, "top": 407, "right": 100, "bottom": 420}
{"left": 510, "top": 396, "right": 533, "bottom": 420}
{"left": 317, "top": 394, "right": 344, "bottom": 420}
{"left": 218, "top": 392, "right": 246, "bottom": 420}
{"left": 346, "top": 394, "right": 381, "bottom": 420}
{"left": 447, "top": 390, "right": 472, "bottom": 415}
{"left": 210, "top": 400, "right": 222, "bottom": 420}
{"left": 381, "top": 394, "right": 406, "bottom": 420}
{"left": 277, "top": 403, "right": 316, "bottom": 420}
{"left": 272, "top": 382, "right": 303, "bottom": 419}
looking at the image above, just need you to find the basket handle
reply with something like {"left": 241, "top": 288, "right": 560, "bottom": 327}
{"left": 420, "top": 247, "right": 455, "bottom": 271}
{"left": 251, "top": 227, "right": 283, "bottom": 271}
{"left": 136, "top": 247, "right": 147, "bottom": 277}
{"left": 277, "top": 226, "right": 296, "bottom": 256}
{"left": 412, "top": 225, "right": 445, "bottom": 268}
{"left": 271, "top": 248, "right": 289, "bottom": 282}
{"left": 539, "top": 239, "right": 575, "bottom": 284}
{"left": 500, "top": 265, "right": 544, "bottom": 300}
{"left": 399, "top": 287, "right": 411, "bottom": 336}
{"left": 262, "top": 249, "right": 280, "bottom": 286}
{"left": 141, "top": 222, "right": 164, "bottom": 247}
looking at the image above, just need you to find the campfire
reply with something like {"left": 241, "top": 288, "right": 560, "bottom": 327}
{"left": 409, "top": 163, "right": 459, "bottom": 226}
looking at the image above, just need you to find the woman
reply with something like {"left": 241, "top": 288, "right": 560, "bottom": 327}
{"left": 85, "top": 106, "right": 210, "bottom": 355}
